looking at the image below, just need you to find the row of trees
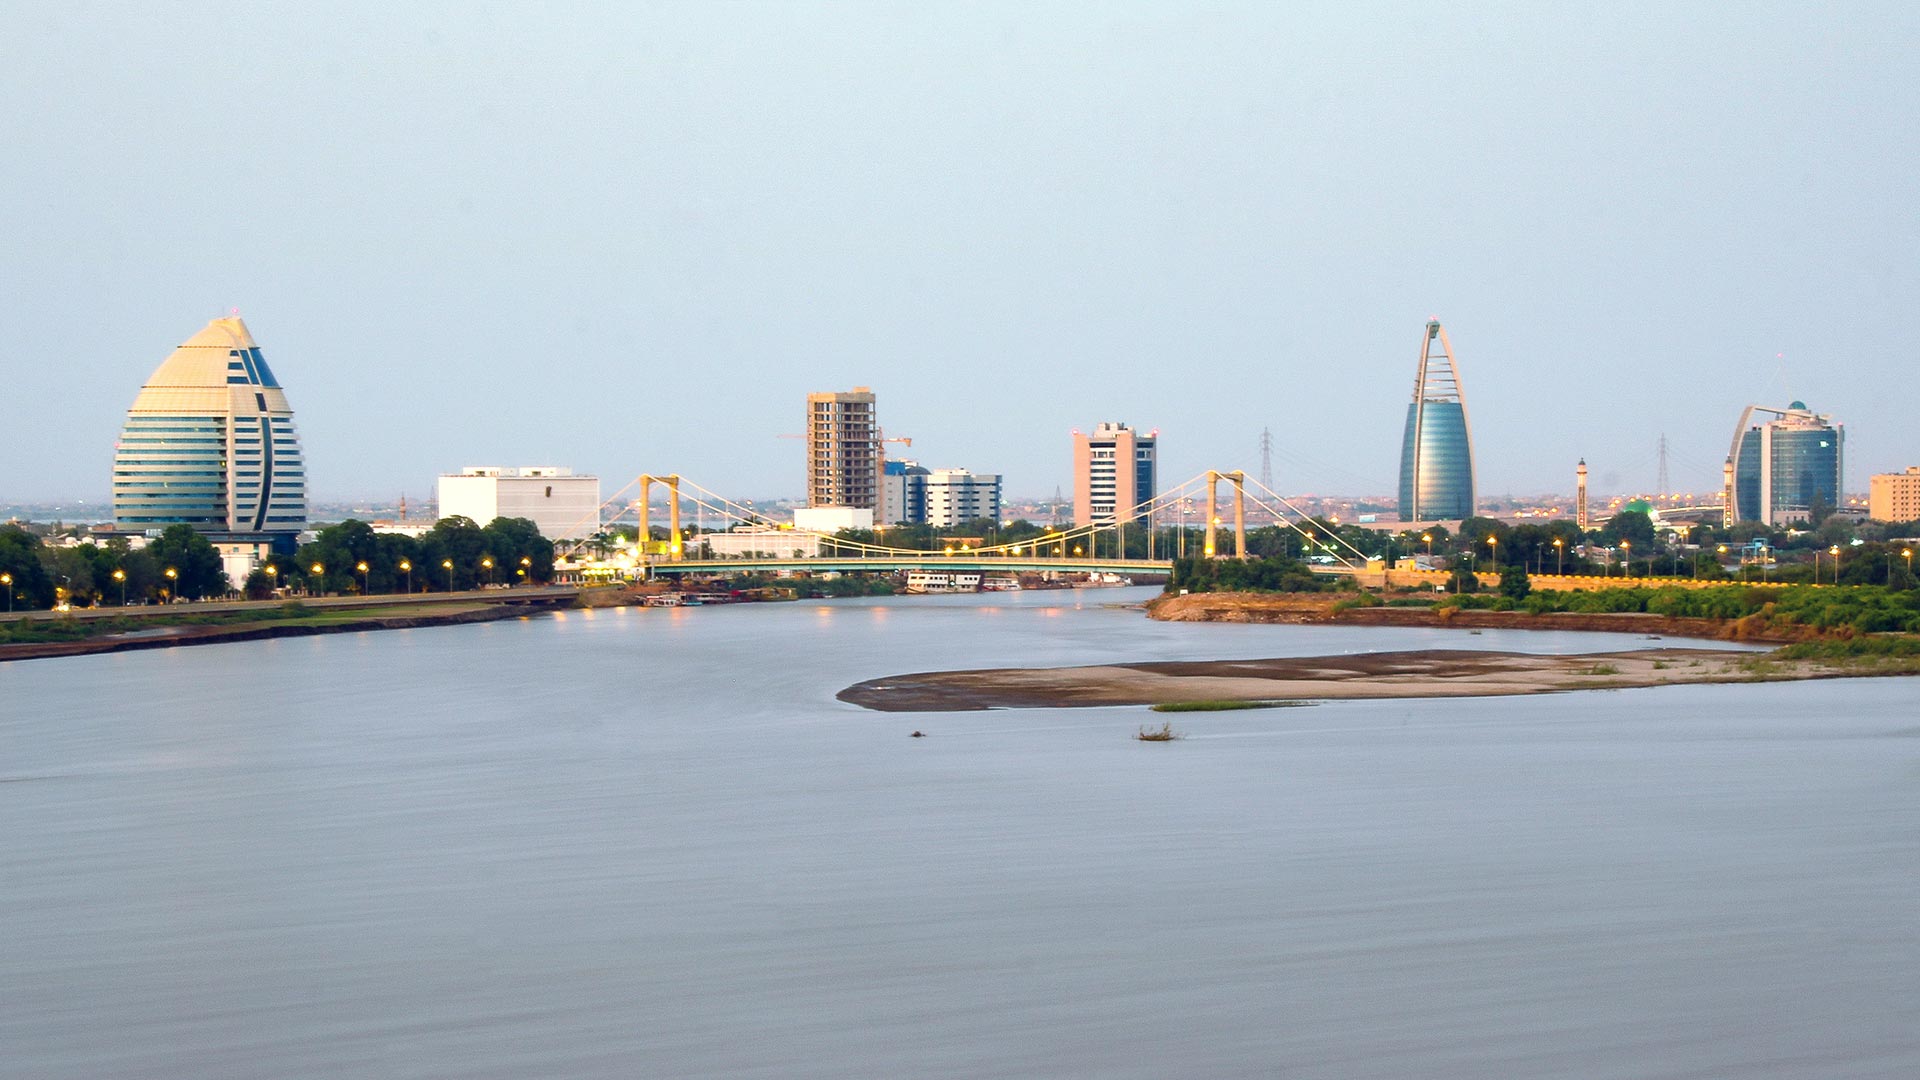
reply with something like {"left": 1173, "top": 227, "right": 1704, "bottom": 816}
{"left": 1, "top": 524, "right": 229, "bottom": 608}
{"left": 0, "top": 517, "right": 557, "bottom": 611}
{"left": 262, "top": 516, "right": 555, "bottom": 598}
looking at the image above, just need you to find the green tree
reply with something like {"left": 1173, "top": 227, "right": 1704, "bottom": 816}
{"left": 141, "top": 525, "right": 228, "bottom": 600}
{"left": 1600, "top": 510, "right": 1656, "bottom": 548}
{"left": 481, "top": 516, "right": 556, "bottom": 585}
{"left": 0, "top": 525, "right": 56, "bottom": 609}
{"left": 39, "top": 545, "right": 99, "bottom": 606}
{"left": 1499, "top": 563, "right": 1532, "bottom": 600}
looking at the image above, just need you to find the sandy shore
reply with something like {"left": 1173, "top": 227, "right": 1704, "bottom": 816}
{"left": 837, "top": 647, "right": 1869, "bottom": 712}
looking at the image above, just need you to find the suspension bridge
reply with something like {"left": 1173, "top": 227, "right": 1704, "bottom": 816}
{"left": 552, "top": 470, "right": 1374, "bottom": 581}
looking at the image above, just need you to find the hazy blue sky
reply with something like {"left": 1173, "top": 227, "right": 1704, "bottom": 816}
{"left": 3, "top": 2, "right": 1916, "bottom": 506}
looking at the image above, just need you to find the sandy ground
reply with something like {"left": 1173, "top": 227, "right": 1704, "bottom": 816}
{"left": 837, "top": 648, "right": 1849, "bottom": 712}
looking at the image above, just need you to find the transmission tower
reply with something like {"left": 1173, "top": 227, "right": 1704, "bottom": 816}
{"left": 1656, "top": 433, "right": 1670, "bottom": 498}
{"left": 1259, "top": 427, "right": 1274, "bottom": 492}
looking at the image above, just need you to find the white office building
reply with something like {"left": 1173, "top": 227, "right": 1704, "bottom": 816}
{"left": 923, "top": 469, "right": 1002, "bottom": 528}
{"left": 437, "top": 466, "right": 601, "bottom": 539}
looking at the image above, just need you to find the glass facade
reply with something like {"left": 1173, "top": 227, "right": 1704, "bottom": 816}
{"left": 1398, "top": 401, "right": 1475, "bottom": 521}
{"left": 112, "top": 318, "right": 307, "bottom": 535}
{"left": 1729, "top": 403, "right": 1843, "bottom": 526}
{"left": 1397, "top": 321, "right": 1476, "bottom": 522}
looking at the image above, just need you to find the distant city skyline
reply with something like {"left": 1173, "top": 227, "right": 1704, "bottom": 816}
{"left": 3, "top": 6, "right": 1916, "bottom": 504}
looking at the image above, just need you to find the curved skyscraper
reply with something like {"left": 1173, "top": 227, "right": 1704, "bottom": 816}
{"left": 1728, "top": 401, "right": 1843, "bottom": 526}
{"left": 1397, "top": 319, "right": 1476, "bottom": 521}
{"left": 112, "top": 316, "right": 307, "bottom": 536}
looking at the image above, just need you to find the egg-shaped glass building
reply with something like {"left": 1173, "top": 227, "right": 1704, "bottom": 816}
{"left": 112, "top": 317, "right": 307, "bottom": 536}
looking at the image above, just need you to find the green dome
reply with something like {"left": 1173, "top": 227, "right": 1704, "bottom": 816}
{"left": 1624, "top": 498, "right": 1653, "bottom": 514}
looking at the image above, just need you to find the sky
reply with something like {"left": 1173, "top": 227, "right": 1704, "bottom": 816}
{"left": 2, "top": 2, "right": 1917, "bottom": 506}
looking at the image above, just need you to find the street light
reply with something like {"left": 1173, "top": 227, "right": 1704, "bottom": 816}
{"left": 519, "top": 556, "right": 531, "bottom": 586}
{"left": 1826, "top": 544, "right": 1841, "bottom": 585}
{"left": 1422, "top": 533, "right": 1433, "bottom": 564}
{"left": 164, "top": 566, "right": 178, "bottom": 603}
{"left": 399, "top": 559, "right": 412, "bottom": 594}
{"left": 1553, "top": 536, "right": 1564, "bottom": 576}
{"left": 113, "top": 567, "right": 127, "bottom": 605}
{"left": 309, "top": 562, "right": 324, "bottom": 597}
{"left": 1904, "top": 548, "right": 1914, "bottom": 587}
{"left": 1620, "top": 539, "right": 1630, "bottom": 579}
{"left": 442, "top": 558, "right": 454, "bottom": 592}
{"left": 356, "top": 561, "right": 370, "bottom": 596}
{"left": 481, "top": 557, "right": 494, "bottom": 586}
{"left": 0, "top": 571, "right": 11, "bottom": 613}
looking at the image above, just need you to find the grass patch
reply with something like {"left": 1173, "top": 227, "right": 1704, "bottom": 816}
{"left": 1136, "top": 721, "right": 1184, "bottom": 741}
{"left": 1579, "top": 663, "right": 1622, "bottom": 676}
{"left": 1150, "top": 699, "right": 1313, "bottom": 713}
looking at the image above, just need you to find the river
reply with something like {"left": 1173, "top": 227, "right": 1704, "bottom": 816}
{"left": 3, "top": 587, "right": 1916, "bottom": 1078}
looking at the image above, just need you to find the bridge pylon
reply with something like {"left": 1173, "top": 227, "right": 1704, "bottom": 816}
{"left": 637, "top": 474, "right": 684, "bottom": 563}
{"left": 1201, "top": 470, "right": 1248, "bottom": 559}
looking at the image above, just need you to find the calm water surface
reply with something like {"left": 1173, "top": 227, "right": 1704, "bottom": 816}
{"left": 3, "top": 587, "right": 1916, "bottom": 1078}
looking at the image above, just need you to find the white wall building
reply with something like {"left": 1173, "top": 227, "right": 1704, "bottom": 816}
{"left": 792, "top": 506, "right": 874, "bottom": 533}
{"left": 437, "top": 466, "right": 600, "bottom": 539}
{"left": 699, "top": 527, "right": 822, "bottom": 559}
{"left": 923, "top": 469, "right": 1002, "bottom": 528}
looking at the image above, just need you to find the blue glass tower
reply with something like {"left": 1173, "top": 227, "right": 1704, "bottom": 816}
{"left": 1397, "top": 320, "right": 1477, "bottom": 521}
{"left": 1729, "top": 401, "right": 1843, "bottom": 526}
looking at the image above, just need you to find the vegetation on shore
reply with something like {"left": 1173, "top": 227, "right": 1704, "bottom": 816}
{"left": 1135, "top": 721, "right": 1183, "bottom": 741}
{"left": 0, "top": 600, "right": 489, "bottom": 646}
{"left": 1149, "top": 699, "right": 1315, "bottom": 712}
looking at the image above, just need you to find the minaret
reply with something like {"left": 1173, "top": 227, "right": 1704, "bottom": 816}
{"left": 1576, "top": 459, "right": 1589, "bottom": 530}
{"left": 1722, "top": 457, "right": 1735, "bottom": 527}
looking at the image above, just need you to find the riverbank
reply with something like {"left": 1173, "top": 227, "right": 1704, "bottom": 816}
{"left": 838, "top": 646, "right": 1916, "bottom": 712}
{"left": 0, "top": 600, "right": 564, "bottom": 663}
{"left": 1147, "top": 591, "right": 1787, "bottom": 641}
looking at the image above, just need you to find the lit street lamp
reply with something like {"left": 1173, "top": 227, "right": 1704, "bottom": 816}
{"left": 481, "top": 557, "right": 494, "bottom": 586}
{"left": 1, "top": 571, "right": 11, "bottom": 613}
{"left": 519, "top": 556, "right": 531, "bottom": 585}
{"left": 399, "top": 559, "right": 412, "bottom": 594}
{"left": 1826, "top": 545, "right": 1841, "bottom": 585}
{"left": 1553, "top": 536, "right": 1565, "bottom": 576}
{"left": 442, "top": 559, "right": 454, "bottom": 592}
{"left": 1620, "top": 539, "right": 1631, "bottom": 579}
{"left": 356, "top": 561, "right": 370, "bottom": 596}
{"left": 113, "top": 567, "right": 127, "bottom": 605}
{"left": 309, "top": 562, "right": 324, "bottom": 597}
{"left": 164, "top": 566, "right": 178, "bottom": 603}
{"left": 1905, "top": 548, "right": 1914, "bottom": 587}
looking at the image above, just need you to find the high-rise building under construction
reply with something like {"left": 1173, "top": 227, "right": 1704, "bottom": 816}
{"left": 1397, "top": 320, "right": 1477, "bottom": 521}
{"left": 806, "top": 388, "right": 880, "bottom": 510}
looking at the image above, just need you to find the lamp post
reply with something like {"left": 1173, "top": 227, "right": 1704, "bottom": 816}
{"left": 263, "top": 565, "right": 277, "bottom": 597}
{"left": 1553, "top": 536, "right": 1564, "bottom": 576}
{"left": 519, "top": 556, "right": 531, "bottom": 586}
{"left": 1, "top": 572, "right": 11, "bottom": 613}
{"left": 1485, "top": 535, "right": 1497, "bottom": 575}
{"left": 482, "top": 557, "right": 494, "bottom": 586}
{"left": 399, "top": 559, "right": 412, "bottom": 594}
{"left": 1905, "top": 548, "right": 1913, "bottom": 588}
{"left": 309, "top": 562, "right": 324, "bottom": 598}
{"left": 113, "top": 568, "right": 127, "bottom": 605}
{"left": 164, "top": 566, "right": 178, "bottom": 603}
{"left": 1620, "top": 539, "right": 1630, "bottom": 579}
{"left": 1827, "top": 545, "right": 1841, "bottom": 585}
{"left": 1716, "top": 545, "right": 1728, "bottom": 581}
{"left": 442, "top": 559, "right": 454, "bottom": 592}
{"left": 356, "top": 561, "right": 370, "bottom": 596}
{"left": 1422, "top": 533, "right": 1433, "bottom": 563}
